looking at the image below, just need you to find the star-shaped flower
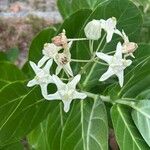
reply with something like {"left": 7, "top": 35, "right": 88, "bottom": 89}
{"left": 27, "top": 59, "right": 53, "bottom": 96}
{"left": 96, "top": 42, "right": 132, "bottom": 87}
{"left": 44, "top": 74, "right": 87, "bottom": 112}
{"left": 122, "top": 30, "right": 138, "bottom": 58}
{"left": 100, "top": 17, "right": 122, "bottom": 43}
{"left": 38, "top": 43, "right": 62, "bottom": 67}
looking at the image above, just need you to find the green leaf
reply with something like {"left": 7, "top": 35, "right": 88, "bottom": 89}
{"left": 0, "top": 82, "right": 51, "bottom": 147}
{"left": 132, "top": 100, "right": 150, "bottom": 147}
{"left": 57, "top": 0, "right": 106, "bottom": 19}
{"left": 28, "top": 96, "right": 108, "bottom": 150}
{"left": 111, "top": 105, "right": 149, "bottom": 150}
{"left": 2, "top": 142, "right": 24, "bottom": 150}
{"left": 0, "top": 62, "right": 26, "bottom": 82}
{"left": 77, "top": 0, "right": 143, "bottom": 90}
{"left": 0, "top": 52, "right": 7, "bottom": 61}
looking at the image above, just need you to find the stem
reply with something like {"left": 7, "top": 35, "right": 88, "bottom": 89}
{"left": 106, "top": 51, "right": 115, "bottom": 55}
{"left": 96, "top": 34, "right": 106, "bottom": 52}
{"left": 89, "top": 40, "right": 94, "bottom": 54}
{"left": 93, "top": 59, "right": 108, "bottom": 66}
{"left": 71, "top": 59, "right": 91, "bottom": 63}
{"left": 68, "top": 38, "right": 88, "bottom": 42}
{"left": 115, "top": 99, "right": 135, "bottom": 108}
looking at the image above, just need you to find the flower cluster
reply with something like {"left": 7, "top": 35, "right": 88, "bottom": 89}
{"left": 84, "top": 17, "right": 138, "bottom": 87}
{"left": 27, "top": 17, "right": 138, "bottom": 112}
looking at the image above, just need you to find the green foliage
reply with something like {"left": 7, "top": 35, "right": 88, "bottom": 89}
{"left": 0, "top": 0, "right": 150, "bottom": 149}
{"left": 28, "top": 96, "right": 108, "bottom": 150}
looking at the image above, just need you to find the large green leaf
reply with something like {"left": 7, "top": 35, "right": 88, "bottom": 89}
{"left": 0, "top": 62, "right": 26, "bottom": 82}
{"left": 111, "top": 105, "right": 149, "bottom": 150}
{"left": 0, "top": 82, "right": 52, "bottom": 148}
{"left": 76, "top": 0, "right": 143, "bottom": 90}
{"left": 132, "top": 100, "right": 150, "bottom": 147}
{"left": 28, "top": 96, "right": 108, "bottom": 150}
{"left": 2, "top": 142, "right": 24, "bottom": 150}
{"left": 57, "top": 0, "right": 106, "bottom": 19}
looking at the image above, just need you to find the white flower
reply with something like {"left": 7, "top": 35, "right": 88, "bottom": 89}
{"left": 38, "top": 43, "right": 62, "bottom": 67}
{"left": 100, "top": 17, "right": 122, "bottom": 43}
{"left": 27, "top": 59, "right": 53, "bottom": 96}
{"left": 96, "top": 42, "right": 132, "bottom": 87}
{"left": 44, "top": 74, "right": 87, "bottom": 112}
{"left": 84, "top": 19, "right": 102, "bottom": 40}
{"left": 122, "top": 30, "right": 138, "bottom": 58}
{"left": 54, "top": 52, "right": 73, "bottom": 76}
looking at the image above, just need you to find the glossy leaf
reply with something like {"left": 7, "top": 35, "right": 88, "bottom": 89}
{"left": 111, "top": 105, "right": 149, "bottom": 150}
{"left": 132, "top": 100, "right": 150, "bottom": 147}
{"left": 57, "top": 0, "right": 106, "bottom": 19}
{"left": 28, "top": 96, "right": 108, "bottom": 150}
{"left": 0, "top": 82, "right": 51, "bottom": 148}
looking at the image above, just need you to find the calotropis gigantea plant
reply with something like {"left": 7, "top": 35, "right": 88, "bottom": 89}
{"left": 27, "top": 18, "right": 137, "bottom": 112}
{"left": 0, "top": 0, "right": 150, "bottom": 150}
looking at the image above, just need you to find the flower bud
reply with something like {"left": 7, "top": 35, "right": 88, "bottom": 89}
{"left": 122, "top": 42, "right": 138, "bottom": 54}
{"left": 52, "top": 29, "right": 68, "bottom": 47}
{"left": 84, "top": 19, "right": 102, "bottom": 40}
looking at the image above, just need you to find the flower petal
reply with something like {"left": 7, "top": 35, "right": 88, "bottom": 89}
{"left": 29, "top": 61, "right": 41, "bottom": 74}
{"left": 115, "top": 42, "right": 122, "bottom": 59}
{"left": 37, "top": 56, "right": 49, "bottom": 67}
{"left": 55, "top": 66, "right": 62, "bottom": 75}
{"left": 114, "top": 29, "right": 122, "bottom": 37}
{"left": 99, "top": 67, "right": 114, "bottom": 81}
{"left": 27, "top": 79, "right": 37, "bottom": 87}
{"left": 62, "top": 100, "right": 72, "bottom": 113}
{"left": 73, "top": 91, "right": 87, "bottom": 99}
{"left": 44, "top": 91, "right": 60, "bottom": 101}
{"left": 68, "top": 74, "right": 81, "bottom": 89}
{"left": 64, "top": 63, "right": 73, "bottom": 77}
{"left": 96, "top": 52, "right": 112, "bottom": 64}
{"left": 106, "top": 30, "right": 114, "bottom": 43}
{"left": 116, "top": 71, "right": 124, "bottom": 87}
{"left": 43, "top": 59, "right": 53, "bottom": 73}
{"left": 52, "top": 75, "right": 66, "bottom": 89}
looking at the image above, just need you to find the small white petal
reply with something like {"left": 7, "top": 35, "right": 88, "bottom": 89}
{"left": 64, "top": 63, "right": 73, "bottom": 77}
{"left": 27, "top": 79, "right": 37, "bottom": 87}
{"left": 115, "top": 42, "right": 122, "bottom": 59}
{"left": 122, "top": 30, "right": 129, "bottom": 43}
{"left": 67, "top": 41, "right": 73, "bottom": 50}
{"left": 126, "top": 59, "right": 132, "bottom": 67}
{"left": 37, "top": 56, "right": 49, "bottom": 67}
{"left": 44, "top": 92, "right": 60, "bottom": 100}
{"left": 114, "top": 29, "right": 122, "bottom": 37}
{"left": 73, "top": 91, "right": 87, "bottom": 99}
{"left": 52, "top": 75, "right": 66, "bottom": 89}
{"left": 106, "top": 31, "right": 114, "bottom": 43}
{"left": 116, "top": 71, "right": 124, "bottom": 87}
{"left": 29, "top": 61, "right": 41, "bottom": 74}
{"left": 63, "top": 100, "right": 72, "bottom": 113}
{"left": 68, "top": 74, "right": 81, "bottom": 89}
{"left": 99, "top": 67, "right": 114, "bottom": 81}
{"left": 96, "top": 52, "right": 112, "bottom": 64}
{"left": 55, "top": 65, "right": 62, "bottom": 75}
{"left": 43, "top": 59, "right": 53, "bottom": 73}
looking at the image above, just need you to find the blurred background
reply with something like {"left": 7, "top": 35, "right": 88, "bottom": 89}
{"left": 0, "top": 0, "right": 150, "bottom": 67}
{"left": 0, "top": 0, "right": 62, "bottom": 66}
